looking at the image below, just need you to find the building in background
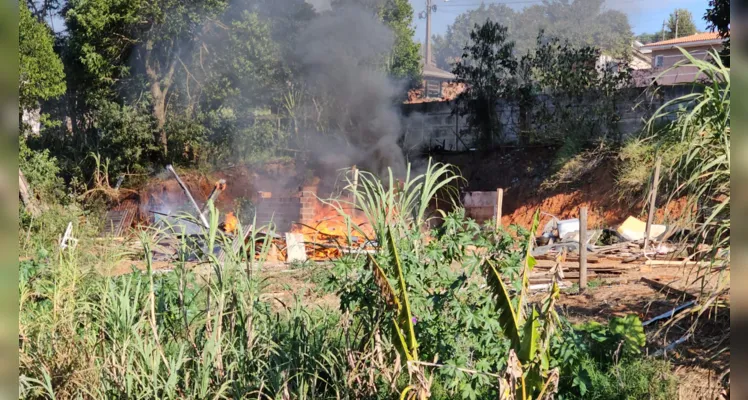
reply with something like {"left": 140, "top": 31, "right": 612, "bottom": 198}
{"left": 638, "top": 32, "right": 724, "bottom": 85}
{"left": 421, "top": 63, "right": 456, "bottom": 98}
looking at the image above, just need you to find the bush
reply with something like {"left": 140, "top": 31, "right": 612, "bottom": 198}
{"left": 19, "top": 136, "right": 65, "bottom": 204}
{"left": 201, "top": 108, "right": 288, "bottom": 165}
{"left": 93, "top": 100, "right": 156, "bottom": 176}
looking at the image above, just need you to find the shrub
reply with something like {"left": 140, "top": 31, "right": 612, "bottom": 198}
{"left": 19, "top": 136, "right": 65, "bottom": 204}
{"left": 615, "top": 126, "right": 688, "bottom": 200}
{"left": 92, "top": 100, "right": 156, "bottom": 176}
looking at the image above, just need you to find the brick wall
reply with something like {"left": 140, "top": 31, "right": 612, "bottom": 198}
{"left": 254, "top": 185, "right": 364, "bottom": 233}
{"left": 299, "top": 185, "right": 318, "bottom": 226}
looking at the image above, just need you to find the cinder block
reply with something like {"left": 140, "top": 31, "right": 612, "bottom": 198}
{"left": 463, "top": 191, "right": 498, "bottom": 208}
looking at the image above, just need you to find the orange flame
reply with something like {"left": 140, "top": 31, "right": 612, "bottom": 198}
{"left": 291, "top": 201, "right": 373, "bottom": 260}
{"left": 223, "top": 212, "right": 238, "bottom": 234}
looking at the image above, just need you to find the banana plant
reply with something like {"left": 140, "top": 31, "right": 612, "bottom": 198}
{"left": 483, "top": 210, "right": 560, "bottom": 400}
{"left": 368, "top": 226, "right": 431, "bottom": 399}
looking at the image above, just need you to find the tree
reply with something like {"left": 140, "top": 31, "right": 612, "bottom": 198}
{"left": 452, "top": 21, "right": 517, "bottom": 149}
{"left": 665, "top": 8, "right": 698, "bottom": 40}
{"left": 433, "top": 0, "right": 633, "bottom": 69}
{"left": 524, "top": 32, "right": 633, "bottom": 162}
{"left": 432, "top": 3, "right": 515, "bottom": 70}
{"left": 64, "top": 0, "right": 229, "bottom": 157}
{"left": 705, "top": 0, "right": 729, "bottom": 66}
{"left": 635, "top": 33, "right": 660, "bottom": 44}
{"left": 534, "top": 0, "right": 632, "bottom": 57}
{"left": 332, "top": 0, "right": 421, "bottom": 83}
{"left": 25, "top": 0, "right": 63, "bottom": 21}
{"left": 380, "top": 0, "right": 421, "bottom": 84}
{"left": 19, "top": 2, "right": 65, "bottom": 113}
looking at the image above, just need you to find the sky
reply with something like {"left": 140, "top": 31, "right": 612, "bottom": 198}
{"left": 48, "top": 0, "right": 711, "bottom": 41}
{"left": 408, "top": 0, "right": 712, "bottom": 44}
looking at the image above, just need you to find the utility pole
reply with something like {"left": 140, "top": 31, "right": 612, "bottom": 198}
{"left": 425, "top": 0, "right": 433, "bottom": 66}
{"left": 420, "top": 0, "right": 443, "bottom": 66}
{"left": 661, "top": 19, "right": 666, "bottom": 41}
{"left": 675, "top": 10, "right": 679, "bottom": 39}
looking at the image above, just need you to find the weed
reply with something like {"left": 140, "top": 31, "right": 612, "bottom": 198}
{"left": 579, "top": 358, "right": 677, "bottom": 400}
{"left": 587, "top": 279, "right": 604, "bottom": 289}
{"left": 19, "top": 162, "right": 682, "bottom": 400}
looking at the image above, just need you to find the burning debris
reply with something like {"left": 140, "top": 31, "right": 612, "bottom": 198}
{"left": 220, "top": 212, "right": 238, "bottom": 234}
{"left": 103, "top": 163, "right": 378, "bottom": 265}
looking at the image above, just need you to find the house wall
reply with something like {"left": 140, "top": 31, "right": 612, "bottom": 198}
{"left": 651, "top": 44, "right": 720, "bottom": 68}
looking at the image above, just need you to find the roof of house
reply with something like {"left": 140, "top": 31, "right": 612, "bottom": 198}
{"left": 631, "top": 65, "right": 718, "bottom": 86}
{"left": 423, "top": 63, "right": 455, "bottom": 80}
{"left": 642, "top": 32, "right": 722, "bottom": 49}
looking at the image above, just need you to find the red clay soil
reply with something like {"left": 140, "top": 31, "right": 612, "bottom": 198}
{"left": 130, "top": 147, "right": 687, "bottom": 232}
{"left": 435, "top": 147, "right": 690, "bottom": 230}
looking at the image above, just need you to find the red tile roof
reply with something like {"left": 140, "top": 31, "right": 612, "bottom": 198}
{"left": 643, "top": 32, "right": 722, "bottom": 47}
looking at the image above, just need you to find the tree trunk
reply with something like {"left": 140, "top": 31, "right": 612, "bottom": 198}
{"left": 143, "top": 40, "right": 177, "bottom": 159}
{"left": 19, "top": 169, "right": 40, "bottom": 217}
{"left": 151, "top": 80, "right": 168, "bottom": 157}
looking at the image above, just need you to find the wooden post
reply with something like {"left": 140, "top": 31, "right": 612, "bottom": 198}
{"left": 644, "top": 157, "right": 662, "bottom": 250}
{"left": 495, "top": 188, "right": 503, "bottom": 230}
{"left": 351, "top": 165, "right": 359, "bottom": 218}
{"left": 579, "top": 207, "right": 588, "bottom": 291}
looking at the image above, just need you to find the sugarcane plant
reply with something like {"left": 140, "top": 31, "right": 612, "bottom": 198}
{"left": 645, "top": 48, "right": 730, "bottom": 336}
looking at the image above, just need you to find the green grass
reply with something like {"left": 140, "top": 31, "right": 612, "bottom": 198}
{"left": 18, "top": 162, "right": 686, "bottom": 400}
{"left": 580, "top": 358, "right": 678, "bottom": 400}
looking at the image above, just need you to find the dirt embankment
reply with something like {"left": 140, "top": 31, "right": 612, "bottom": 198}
{"left": 130, "top": 147, "right": 687, "bottom": 231}
{"left": 434, "top": 147, "right": 689, "bottom": 229}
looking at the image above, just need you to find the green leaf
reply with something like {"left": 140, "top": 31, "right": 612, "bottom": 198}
{"left": 388, "top": 225, "right": 418, "bottom": 360}
{"left": 483, "top": 258, "right": 522, "bottom": 349}
{"left": 519, "top": 307, "right": 540, "bottom": 364}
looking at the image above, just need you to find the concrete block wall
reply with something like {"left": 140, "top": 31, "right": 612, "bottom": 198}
{"left": 401, "top": 85, "right": 702, "bottom": 150}
{"left": 255, "top": 191, "right": 302, "bottom": 233}
{"left": 463, "top": 191, "right": 498, "bottom": 224}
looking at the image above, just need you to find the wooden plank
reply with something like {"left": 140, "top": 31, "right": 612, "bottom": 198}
{"left": 536, "top": 254, "right": 600, "bottom": 263}
{"left": 495, "top": 188, "right": 503, "bottom": 230}
{"left": 579, "top": 207, "right": 588, "bottom": 290}
{"left": 166, "top": 164, "right": 209, "bottom": 228}
{"left": 645, "top": 260, "right": 714, "bottom": 267}
{"left": 644, "top": 157, "right": 662, "bottom": 250}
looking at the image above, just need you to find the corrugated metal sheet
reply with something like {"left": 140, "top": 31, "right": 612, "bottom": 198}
{"left": 100, "top": 200, "right": 137, "bottom": 237}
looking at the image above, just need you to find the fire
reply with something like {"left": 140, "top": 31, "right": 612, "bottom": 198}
{"left": 222, "top": 212, "right": 238, "bottom": 234}
{"left": 291, "top": 202, "right": 373, "bottom": 260}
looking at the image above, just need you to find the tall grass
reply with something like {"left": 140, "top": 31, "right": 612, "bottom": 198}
{"left": 19, "top": 205, "right": 371, "bottom": 399}
{"left": 330, "top": 159, "right": 462, "bottom": 243}
{"left": 19, "top": 162, "right": 681, "bottom": 399}
{"left": 640, "top": 49, "right": 730, "bottom": 350}
{"left": 645, "top": 49, "right": 730, "bottom": 257}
